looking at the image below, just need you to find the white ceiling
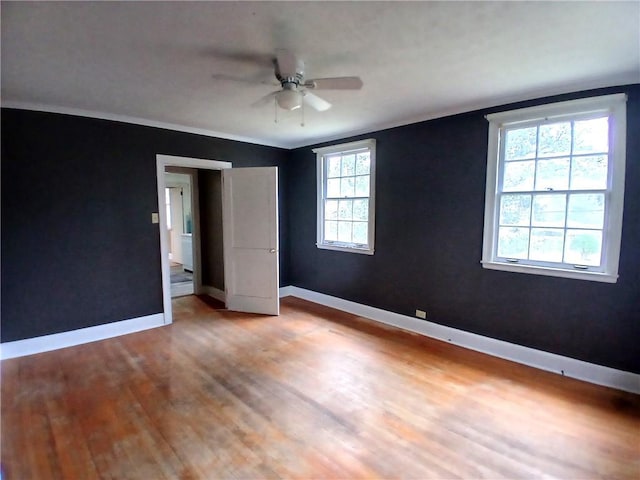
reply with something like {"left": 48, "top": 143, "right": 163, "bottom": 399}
{"left": 2, "top": 1, "right": 638, "bottom": 149}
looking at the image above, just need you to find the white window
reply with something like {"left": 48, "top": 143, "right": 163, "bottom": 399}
{"left": 314, "top": 139, "right": 376, "bottom": 254}
{"left": 482, "top": 94, "right": 627, "bottom": 283}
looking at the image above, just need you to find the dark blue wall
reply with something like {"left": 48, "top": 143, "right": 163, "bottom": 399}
{"left": 1, "top": 109, "right": 290, "bottom": 342}
{"left": 287, "top": 85, "right": 640, "bottom": 374}
{"left": 3, "top": 85, "right": 638, "bottom": 373}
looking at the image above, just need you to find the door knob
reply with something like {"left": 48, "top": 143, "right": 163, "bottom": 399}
{"left": 269, "top": 249, "right": 276, "bottom": 253}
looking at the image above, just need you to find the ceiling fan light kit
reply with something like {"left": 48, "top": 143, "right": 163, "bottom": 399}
{"left": 276, "top": 84, "right": 302, "bottom": 111}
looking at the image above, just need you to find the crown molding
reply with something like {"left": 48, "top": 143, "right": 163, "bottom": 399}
{"left": 288, "top": 77, "right": 637, "bottom": 149}
{"left": 3, "top": 75, "right": 636, "bottom": 151}
{"left": 0, "top": 101, "right": 288, "bottom": 149}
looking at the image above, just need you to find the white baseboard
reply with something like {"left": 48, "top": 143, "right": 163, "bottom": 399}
{"left": 171, "top": 282, "right": 194, "bottom": 298}
{"left": 5, "top": 288, "right": 637, "bottom": 394}
{"left": 202, "top": 285, "right": 226, "bottom": 303}
{"left": 279, "top": 286, "right": 295, "bottom": 298}
{"left": 1, "top": 313, "right": 166, "bottom": 360}
{"left": 282, "top": 286, "right": 640, "bottom": 394}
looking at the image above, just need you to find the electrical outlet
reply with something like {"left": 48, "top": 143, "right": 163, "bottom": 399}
{"left": 415, "top": 309, "right": 427, "bottom": 319}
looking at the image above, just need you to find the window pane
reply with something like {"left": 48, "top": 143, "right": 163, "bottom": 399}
{"left": 497, "top": 227, "right": 529, "bottom": 259}
{"left": 353, "top": 221, "right": 368, "bottom": 244}
{"left": 574, "top": 117, "right": 608, "bottom": 154}
{"left": 354, "top": 175, "right": 370, "bottom": 197}
{"left": 327, "top": 178, "right": 340, "bottom": 197}
{"left": 532, "top": 194, "right": 566, "bottom": 227}
{"left": 325, "top": 221, "right": 338, "bottom": 241}
{"left": 530, "top": 228, "right": 564, "bottom": 262}
{"left": 503, "top": 161, "right": 535, "bottom": 191}
{"left": 340, "top": 177, "right": 355, "bottom": 197}
{"left": 338, "top": 200, "right": 352, "bottom": 220}
{"left": 567, "top": 194, "right": 604, "bottom": 229}
{"left": 505, "top": 127, "right": 537, "bottom": 160}
{"left": 353, "top": 199, "right": 368, "bottom": 221}
{"left": 325, "top": 199, "right": 338, "bottom": 220}
{"left": 565, "top": 230, "right": 602, "bottom": 266}
{"left": 499, "top": 194, "right": 531, "bottom": 226}
{"left": 341, "top": 155, "right": 355, "bottom": 176}
{"left": 538, "top": 122, "right": 571, "bottom": 158}
{"left": 327, "top": 156, "right": 341, "bottom": 178}
{"left": 356, "top": 153, "right": 370, "bottom": 174}
{"left": 535, "top": 157, "right": 569, "bottom": 191}
{"left": 338, "top": 221, "right": 352, "bottom": 242}
{"left": 570, "top": 155, "right": 608, "bottom": 190}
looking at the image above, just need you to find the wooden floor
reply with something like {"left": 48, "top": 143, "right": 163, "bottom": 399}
{"left": 2, "top": 296, "right": 639, "bottom": 479}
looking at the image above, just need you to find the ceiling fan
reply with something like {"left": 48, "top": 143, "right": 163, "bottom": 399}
{"left": 251, "top": 49, "right": 363, "bottom": 112}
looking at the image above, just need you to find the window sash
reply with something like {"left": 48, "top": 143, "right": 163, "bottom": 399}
{"left": 315, "top": 139, "right": 376, "bottom": 254}
{"left": 482, "top": 93, "right": 626, "bottom": 283}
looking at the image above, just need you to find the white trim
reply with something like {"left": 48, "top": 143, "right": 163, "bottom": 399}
{"left": 157, "top": 155, "right": 232, "bottom": 325}
{"left": 0, "top": 314, "right": 165, "bottom": 360}
{"left": 316, "top": 243, "right": 375, "bottom": 255}
{"left": 4, "top": 285, "right": 636, "bottom": 393}
{"left": 481, "top": 94, "right": 627, "bottom": 282}
{"left": 283, "top": 286, "right": 640, "bottom": 394}
{"left": 289, "top": 80, "right": 635, "bottom": 149}
{"left": 171, "top": 282, "right": 195, "bottom": 298}
{"left": 202, "top": 285, "right": 226, "bottom": 303}
{"left": 312, "top": 139, "right": 375, "bottom": 155}
{"left": 3, "top": 82, "right": 632, "bottom": 151}
{"left": 157, "top": 154, "right": 233, "bottom": 171}
{"left": 279, "top": 286, "right": 295, "bottom": 297}
{"left": 315, "top": 138, "right": 376, "bottom": 255}
{"left": 1, "top": 101, "right": 284, "bottom": 148}
{"left": 480, "top": 261, "right": 618, "bottom": 283}
{"left": 485, "top": 93, "right": 627, "bottom": 125}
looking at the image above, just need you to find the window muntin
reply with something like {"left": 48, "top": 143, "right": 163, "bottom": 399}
{"left": 314, "top": 139, "right": 376, "bottom": 254}
{"left": 482, "top": 94, "right": 627, "bottom": 282}
{"left": 497, "top": 116, "right": 609, "bottom": 268}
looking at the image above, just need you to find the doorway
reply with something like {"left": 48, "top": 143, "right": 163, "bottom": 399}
{"left": 156, "top": 155, "right": 231, "bottom": 325}
{"left": 156, "top": 154, "right": 281, "bottom": 325}
{"left": 165, "top": 171, "right": 195, "bottom": 297}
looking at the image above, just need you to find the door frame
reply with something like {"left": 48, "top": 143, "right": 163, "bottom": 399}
{"left": 156, "top": 154, "right": 232, "bottom": 325}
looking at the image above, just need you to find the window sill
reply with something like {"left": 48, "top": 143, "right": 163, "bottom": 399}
{"left": 481, "top": 260, "right": 618, "bottom": 283}
{"left": 317, "top": 243, "right": 374, "bottom": 255}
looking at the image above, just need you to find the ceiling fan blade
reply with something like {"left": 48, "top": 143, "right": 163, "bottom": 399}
{"left": 251, "top": 91, "right": 279, "bottom": 108}
{"left": 306, "top": 76, "right": 363, "bottom": 90}
{"left": 276, "top": 49, "right": 298, "bottom": 78}
{"left": 303, "top": 91, "right": 332, "bottom": 112}
{"left": 212, "top": 73, "right": 277, "bottom": 86}
{"left": 198, "top": 47, "right": 274, "bottom": 67}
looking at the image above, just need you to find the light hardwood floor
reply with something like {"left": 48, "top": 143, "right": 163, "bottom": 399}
{"left": 2, "top": 295, "right": 639, "bottom": 479}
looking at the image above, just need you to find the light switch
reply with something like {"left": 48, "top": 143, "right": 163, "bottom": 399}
{"left": 151, "top": 212, "right": 159, "bottom": 224}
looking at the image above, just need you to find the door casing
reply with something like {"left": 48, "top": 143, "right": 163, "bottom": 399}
{"left": 156, "top": 154, "right": 231, "bottom": 325}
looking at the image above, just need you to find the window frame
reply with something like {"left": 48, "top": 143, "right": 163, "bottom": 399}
{"left": 481, "top": 94, "right": 627, "bottom": 283}
{"left": 314, "top": 138, "right": 376, "bottom": 255}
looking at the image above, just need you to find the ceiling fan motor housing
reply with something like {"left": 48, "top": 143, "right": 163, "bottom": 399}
{"left": 275, "top": 59, "right": 305, "bottom": 85}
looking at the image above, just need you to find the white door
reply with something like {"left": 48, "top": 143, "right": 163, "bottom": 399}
{"left": 222, "top": 167, "right": 279, "bottom": 315}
